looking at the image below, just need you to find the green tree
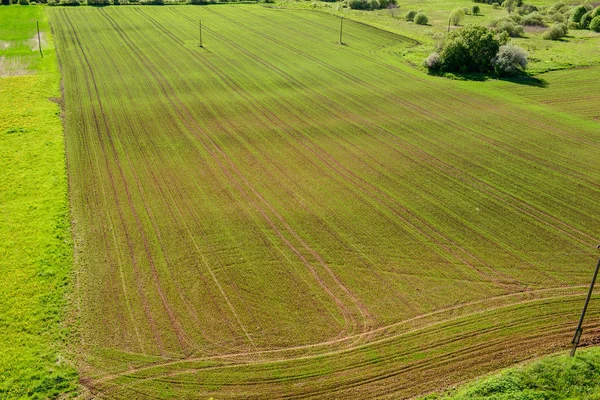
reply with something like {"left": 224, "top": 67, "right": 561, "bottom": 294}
{"left": 439, "top": 26, "right": 500, "bottom": 73}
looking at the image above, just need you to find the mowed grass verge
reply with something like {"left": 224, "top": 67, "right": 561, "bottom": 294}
{"left": 0, "top": 6, "right": 78, "bottom": 399}
{"left": 49, "top": 5, "right": 600, "bottom": 398}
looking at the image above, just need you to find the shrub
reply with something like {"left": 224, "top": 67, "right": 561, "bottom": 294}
{"left": 379, "top": 0, "right": 396, "bottom": 8}
{"left": 548, "top": 1, "right": 567, "bottom": 13}
{"left": 59, "top": 0, "right": 79, "bottom": 5}
{"left": 518, "top": 4, "right": 537, "bottom": 15}
{"left": 449, "top": 8, "right": 465, "bottom": 25}
{"left": 521, "top": 12, "right": 546, "bottom": 26}
{"left": 492, "top": 2, "right": 500, "bottom": 9}
{"left": 591, "top": 16, "right": 600, "bottom": 31}
{"left": 424, "top": 52, "right": 441, "bottom": 70}
{"left": 18, "top": 0, "right": 29, "bottom": 5}
{"left": 494, "top": 19, "right": 525, "bottom": 36}
{"left": 414, "top": 12, "right": 428, "bottom": 24}
{"left": 387, "top": 3, "right": 400, "bottom": 17}
{"left": 504, "top": 0, "right": 518, "bottom": 13}
{"left": 580, "top": 12, "right": 593, "bottom": 28}
{"left": 368, "top": 0, "right": 381, "bottom": 10}
{"left": 405, "top": 9, "right": 417, "bottom": 21}
{"left": 571, "top": 5, "right": 587, "bottom": 22}
{"left": 0, "top": 0, "right": 9, "bottom": 4}
{"left": 551, "top": 12, "right": 566, "bottom": 22}
{"left": 568, "top": 20, "right": 580, "bottom": 29}
{"left": 592, "top": 7, "right": 600, "bottom": 18}
{"left": 348, "top": 0, "right": 367, "bottom": 9}
{"left": 492, "top": 44, "right": 528, "bottom": 75}
{"left": 438, "top": 26, "right": 500, "bottom": 73}
{"left": 542, "top": 22, "right": 568, "bottom": 39}
{"left": 472, "top": 5, "right": 480, "bottom": 14}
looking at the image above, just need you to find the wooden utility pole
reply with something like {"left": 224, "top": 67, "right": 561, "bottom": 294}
{"left": 339, "top": 16, "right": 343, "bottom": 45}
{"left": 570, "top": 256, "right": 600, "bottom": 357}
{"left": 36, "top": 21, "right": 43, "bottom": 58}
{"left": 199, "top": 20, "right": 203, "bottom": 48}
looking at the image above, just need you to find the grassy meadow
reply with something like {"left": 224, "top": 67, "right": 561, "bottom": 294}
{"left": 46, "top": 4, "right": 600, "bottom": 398}
{"left": 281, "top": 0, "right": 600, "bottom": 73}
{"left": 0, "top": 6, "right": 78, "bottom": 399}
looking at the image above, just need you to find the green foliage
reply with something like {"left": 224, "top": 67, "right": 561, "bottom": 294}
{"left": 493, "top": 18, "right": 524, "bottom": 37}
{"left": 580, "top": 12, "right": 592, "bottom": 28}
{"left": 570, "top": 5, "right": 587, "bottom": 23}
{"left": 590, "top": 16, "right": 600, "bottom": 31}
{"left": 592, "top": 7, "right": 600, "bottom": 18}
{"left": 472, "top": 5, "right": 480, "bottom": 15}
{"left": 17, "top": 0, "right": 29, "bottom": 4}
{"left": 58, "top": 0, "right": 79, "bottom": 5}
{"left": 517, "top": 4, "right": 537, "bottom": 15}
{"left": 521, "top": 12, "right": 546, "bottom": 26}
{"left": 414, "top": 11, "right": 428, "bottom": 24}
{"left": 548, "top": 1, "right": 567, "bottom": 14}
{"left": 542, "top": 22, "right": 568, "bottom": 39}
{"left": 449, "top": 8, "right": 465, "bottom": 25}
{"left": 405, "top": 9, "right": 417, "bottom": 21}
{"left": 438, "top": 26, "right": 500, "bottom": 73}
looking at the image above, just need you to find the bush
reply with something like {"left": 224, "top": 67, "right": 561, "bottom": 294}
{"left": 492, "top": 2, "right": 500, "bottom": 8}
{"left": 551, "top": 12, "right": 566, "bottom": 22}
{"left": 492, "top": 44, "right": 527, "bottom": 75}
{"left": 424, "top": 52, "right": 441, "bottom": 70}
{"left": 571, "top": 5, "right": 588, "bottom": 22}
{"left": 521, "top": 12, "right": 547, "bottom": 26}
{"left": 580, "top": 11, "right": 593, "bottom": 28}
{"left": 542, "top": 22, "right": 568, "bottom": 39}
{"left": 494, "top": 19, "right": 525, "bottom": 36}
{"left": 548, "top": 1, "right": 567, "bottom": 13}
{"left": 568, "top": 20, "right": 580, "bottom": 29}
{"left": 18, "top": 0, "right": 29, "bottom": 5}
{"left": 592, "top": 6, "right": 600, "bottom": 18}
{"left": 348, "top": 0, "right": 367, "bottom": 9}
{"left": 405, "top": 9, "right": 417, "bottom": 21}
{"left": 517, "top": 4, "right": 537, "bottom": 15}
{"left": 438, "top": 26, "right": 500, "bottom": 73}
{"left": 472, "top": 5, "right": 480, "bottom": 14}
{"left": 414, "top": 12, "right": 428, "bottom": 24}
{"left": 449, "top": 8, "right": 465, "bottom": 25}
{"left": 591, "top": 16, "right": 600, "bottom": 31}
{"left": 59, "top": 0, "right": 79, "bottom": 5}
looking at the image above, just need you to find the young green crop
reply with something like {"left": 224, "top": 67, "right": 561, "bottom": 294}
{"left": 48, "top": 5, "right": 600, "bottom": 399}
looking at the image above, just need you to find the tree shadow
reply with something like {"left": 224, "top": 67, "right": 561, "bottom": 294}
{"left": 428, "top": 70, "right": 548, "bottom": 87}
{"left": 499, "top": 75, "right": 548, "bottom": 87}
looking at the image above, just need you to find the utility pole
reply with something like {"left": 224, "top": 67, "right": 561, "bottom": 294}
{"left": 199, "top": 20, "right": 203, "bottom": 48}
{"left": 339, "top": 16, "right": 344, "bottom": 45}
{"left": 570, "top": 255, "right": 600, "bottom": 357}
{"left": 36, "top": 21, "right": 43, "bottom": 58}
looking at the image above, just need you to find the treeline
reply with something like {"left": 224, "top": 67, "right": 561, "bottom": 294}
{"left": 486, "top": 0, "right": 600, "bottom": 39}
{"left": 1, "top": 0, "right": 262, "bottom": 6}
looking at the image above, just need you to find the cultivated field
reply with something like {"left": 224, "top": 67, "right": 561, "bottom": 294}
{"left": 49, "top": 5, "right": 600, "bottom": 398}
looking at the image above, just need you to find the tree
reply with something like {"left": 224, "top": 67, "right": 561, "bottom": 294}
{"left": 438, "top": 26, "right": 500, "bottom": 73}
{"left": 591, "top": 16, "right": 600, "bottom": 32}
{"left": 449, "top": 8, "right": 465, "bottom": 25}
{"left": 571, "top": 5, "right": 588, "bottom": 23}
{"left": 492, "top": 44, "right": 528, "bottom": 76}
{"left": 415, "top": 12, "right": 428, "bottom": 24}
{"left": 405, "top": 9, "right": 417, "bottom": 21}
{"left": 472, "top": 5, "right": 480, "bottom": 15}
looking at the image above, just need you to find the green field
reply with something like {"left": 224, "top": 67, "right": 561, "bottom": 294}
{"left": 46, "top": 4, "right": 600, "bottom": 398}
{"left": 0, "top": 6, "right": 78, "bottom": 399}
{"left": 282, "top": 0, "right": 600, "bottom": 73}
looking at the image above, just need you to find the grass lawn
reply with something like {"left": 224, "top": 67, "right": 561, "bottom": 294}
{"left": 0, "top": 5, "right": 78, "bottom": 399}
